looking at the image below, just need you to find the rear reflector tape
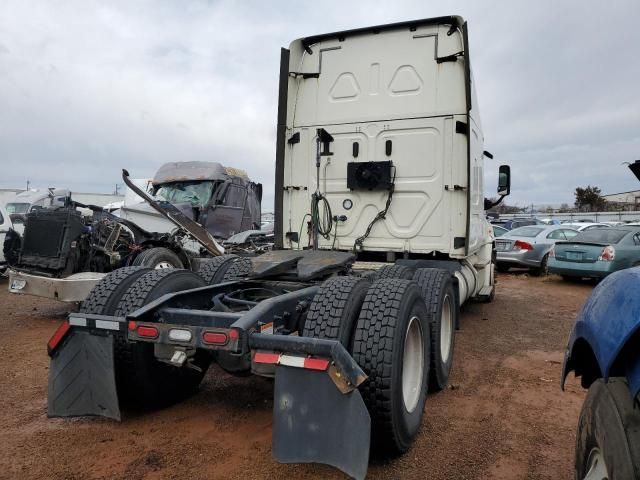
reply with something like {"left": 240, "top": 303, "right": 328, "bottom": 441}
{"left": 253, "top": 352, "right": 280, "bottom": 364}
{"left": 303, "top": 357, "right": 331, "bottom": 371}
{"left": 279, "top": 355, "right": 305, "bottom": 368}
{"left": 253, "top": 352, "right": 330, "bottom": 372}
{"left": 95, "top": 320, "right": 120, "bottom": 331}
{"left": 69, "top": 317, "right": 87, "bottom": 327}
{"left": 47, "top": 320, "right": 71, "bottom": 352}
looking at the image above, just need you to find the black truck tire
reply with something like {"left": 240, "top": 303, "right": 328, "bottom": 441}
{"left": 575, "top": 378, "right": 640, "bottom": 480}
{"left": 221, "top": 256, "right": 253, "bottom": 279}
{"left": 80, "top": 266, "right": 151, "bottom": 315}
{"left": 303, "top": 276, "right": 370, "bottom": 347}
{"left": 198, "top": 255, "right": 251, "bottom": 284}
{"left": 374, "top": 264, "right": 414, "bottom": 280}
{"left": 132, "top": 247, "right": 184, "bottom": 269}
{"left": 113, "top": 269, "right": 210, "bottom": 407}
{"left": 352, "top": 278, "right": 431, "bottom": 456}
{"left": 412, "top": 268, "right": 458, "bottom": 392}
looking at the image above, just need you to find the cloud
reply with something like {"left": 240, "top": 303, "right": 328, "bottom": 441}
{"left": 0, "top": 0, "right": 639, "bottom": 211}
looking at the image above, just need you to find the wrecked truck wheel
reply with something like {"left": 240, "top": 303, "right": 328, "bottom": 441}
{"left": 352, "top": 278, "right": 430, "bottom": 456}
{"left": 114, "top": 269, "right": 211, "bottom": 407}
{"left": 198, "top": 254, "right": 252, "bottom": 284}
{"left": 303, "top": 276, "right": 370, "bottom": 347}
{"left": 412, "top": 268, "right": 458, "bottom": 392}
{"left": 575, "top": 378, "right": 640, "bottom": 480}
{"left": 79, "top": 266, "right": 152, "bottom": 315}
{"left": 132, "top": 247, "right": 184, "bottom": 269}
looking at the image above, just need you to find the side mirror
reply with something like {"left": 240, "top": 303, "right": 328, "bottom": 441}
{"left": 497, "top": 165, "right": 511, "bottom": 196}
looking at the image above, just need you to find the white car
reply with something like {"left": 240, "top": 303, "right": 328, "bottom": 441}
{"left": 0, "top": 204, "right": 13, "bottom": 272}
{"left": 562, "top": 222, "right": 610, "bottom": 232}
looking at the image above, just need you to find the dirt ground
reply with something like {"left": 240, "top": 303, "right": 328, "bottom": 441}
{"left": 0, "top": 273, "right": 593, "bottom": 480}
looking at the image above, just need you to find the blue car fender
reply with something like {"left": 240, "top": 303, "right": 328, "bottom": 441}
{"left": 562, "top": 267, "right": 640, "bottom": 397}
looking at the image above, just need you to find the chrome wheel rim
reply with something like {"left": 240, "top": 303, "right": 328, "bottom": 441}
{"left": 154, "top": 261, "right": 173, "bottom": 269}
{"left": 584, "top": 448, "right": 608, "bottom": 480}
{"left": 402, "top": 316, "right": 424, "bottom": 413}
{"left": 440, "top": 294, "right": 453, "bottom": 363}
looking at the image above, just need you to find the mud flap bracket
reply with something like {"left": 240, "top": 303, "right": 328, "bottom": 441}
{"left": 272, "top": 365, "right": 370, "bottom": 480}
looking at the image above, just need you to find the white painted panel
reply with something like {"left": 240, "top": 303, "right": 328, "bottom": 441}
{"left": 292, "top": 26, "right": 465, "bottom": 126}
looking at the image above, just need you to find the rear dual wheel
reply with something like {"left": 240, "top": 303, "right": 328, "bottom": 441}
{"left": 82, "top": 267, "right": 210, "bottom": 408}
{"left": 113, "top": 269, "right": 210, "bottom": 406}
{"left": 353, "top": 278, "right": 431, "bottom": 455}
{"left": 305, "top": 276, "right": 431, "bottom": 456}
{"left": 412, "top": 269, "right": 458, "bottom": 392}
{"left": 369, "top": 265, "right": 458, "bottom": 393}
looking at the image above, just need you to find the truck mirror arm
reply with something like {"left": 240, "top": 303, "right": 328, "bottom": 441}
{"left": 484, "top": 195, "right": 506, "bottom": 211}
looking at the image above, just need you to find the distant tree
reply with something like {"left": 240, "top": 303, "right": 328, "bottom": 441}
{"left": 558, "top": 203, "right": 571, "bottom": 213}
{"left": 575, "top": 186, "right": 607, "bottom": 211}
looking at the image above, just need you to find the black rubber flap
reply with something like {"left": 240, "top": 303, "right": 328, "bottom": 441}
{"left": 296, "top": 250, "right": 355, "bottom": 280}
{"left": 273, "top": 366, "right": 370, "bottom": 480}
{"left": 48, "top": 331, "right": 120, "bottom": 420}
{"left": 250, "top": 250, "right": 304, "bottom": 278}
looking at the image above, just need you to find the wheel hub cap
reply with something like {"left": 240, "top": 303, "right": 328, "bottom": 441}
{"left": 402, "top": 316, "right": 424, "bottom": 413}
{"left": 440, "top": 294, "right": 453, "bottom": 363}
{"left": 584, "top": 448, "right": 608, "bottom": 480}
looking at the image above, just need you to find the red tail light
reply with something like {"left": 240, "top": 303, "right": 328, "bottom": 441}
{"left": 549, "top": 246, "right": 555, "bottom": 258}
{"left": 598, "top": 245, "right": 615, "bottom": 261}
{"left": 47, "top": 320, "right": 71, "bottom": 353}
{"left": 137, "top": 325, "right": 159, "bottom": 338}
{"left": 514, "top": 240, "right": 534, "bottom": 251}
{"left": 203, "top": 331, "right": 228, "bottom": 345}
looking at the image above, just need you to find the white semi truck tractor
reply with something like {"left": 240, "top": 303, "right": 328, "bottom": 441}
{"left": 46, "top": 16, "right": 510, "bottom": 480}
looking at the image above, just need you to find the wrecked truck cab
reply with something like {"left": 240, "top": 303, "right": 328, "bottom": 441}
{"left": 141, "top": 161, "right": 262, "bottom": 240}
{"left": 6, "top": 161, "right": 263, "bottom": 302}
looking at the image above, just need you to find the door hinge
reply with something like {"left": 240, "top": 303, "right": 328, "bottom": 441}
{"left": 283, "top": 186, "right": 308, "bottom": 191}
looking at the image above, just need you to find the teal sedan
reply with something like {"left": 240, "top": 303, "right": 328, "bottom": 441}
{"left": 549, "top": 227, "right": 640, "bottom": 280}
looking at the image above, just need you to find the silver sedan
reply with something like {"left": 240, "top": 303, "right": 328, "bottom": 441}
{"left": 495, "top": 225, "right": 579, "bottom": 275}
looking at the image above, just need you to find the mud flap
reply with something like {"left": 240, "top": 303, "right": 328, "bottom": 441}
{"left": 272, "top": 366, "right": 370, "bottom": 480}
{"left": 47, "top": 331, "right": 121, "bottom": 420}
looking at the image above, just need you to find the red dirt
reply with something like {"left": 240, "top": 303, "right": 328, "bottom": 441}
{"left": 0, "top": 273, "right": 592, "bottom": 480}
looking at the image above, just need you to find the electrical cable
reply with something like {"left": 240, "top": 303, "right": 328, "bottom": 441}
{"left": 311, "top": 192, "right": 333, "bottom": 240}
{"left": 353, "top": 167, "right": 396, "bottom": 253}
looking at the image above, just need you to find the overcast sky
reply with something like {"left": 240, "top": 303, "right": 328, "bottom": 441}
{"left": 1, "top": 1, "right": 639, "bottom": 210}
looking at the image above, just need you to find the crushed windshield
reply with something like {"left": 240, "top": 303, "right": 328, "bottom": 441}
{"left": 154, "top": 181, "right": 215, "bottom": 207}
{"left": 6, "top": 203, "right": 30, "bottom": 214}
